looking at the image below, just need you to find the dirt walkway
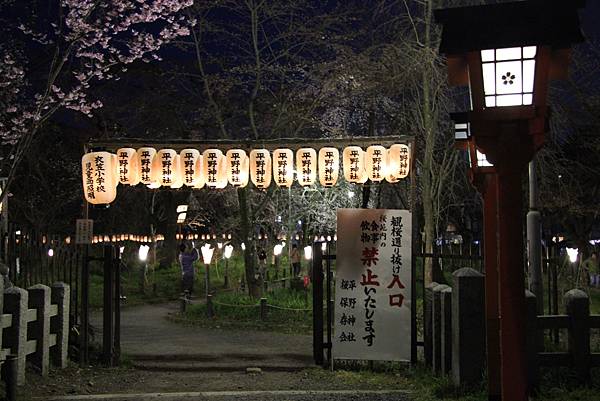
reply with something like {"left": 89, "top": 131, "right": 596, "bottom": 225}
{"left": 91, "top": 302, "right": 313, "bottom": 370}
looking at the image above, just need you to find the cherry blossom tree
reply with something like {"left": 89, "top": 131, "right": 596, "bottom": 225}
{"left": 0, "top": 0, "right": 195, "bottom": 202}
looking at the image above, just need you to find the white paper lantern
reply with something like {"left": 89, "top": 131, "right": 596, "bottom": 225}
{"left": 343, "top": 146, "right": 367, "bottom": 184}
{"left": 193, "top": 155, "right": 205, "bottom": 189}
{"left": 180, "top": 149, "right": 202, "bottom": 186}
{"left": 386, "top": 144, "right": 411, "bottom": 183}
{"left": 318, "top": 147, "right": 339, "bottom": 187}
{"left": 250, "top": 149, "right": 272, "bottom": 189}
{"left": 225, "top": 149, "right": 249, "bottom": 187}
{"left": 81, "top": 151, "right": 118, "bottom": 205}
{"left": 296, "top": 148, "right": 317, "bottom": 186}
{"left": 116, "top": 148, "right": 140, "bottom": 185}
{"left": 137, "top": 147, "right": 158, "bottom": 185}
{"left": 202, "top": 149, "right": 227, "bottom": 189}
{"left": 273, "top": 148, "right": 294, "bottom": 188}
{"left": 154, "top": 149, "right": 181, "bottom": 187}
{"left": 365, "top": 145, "right": 387, "bottom": 182}
{"left": 170, "top": 155, "right": 184, "bottom": 189}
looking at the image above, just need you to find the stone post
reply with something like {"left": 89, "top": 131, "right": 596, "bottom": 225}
{"left": 3, "top": 287, "right": 28, "bottom": 385}
{"left": 441, "top": 286, "right": 453, "bottom": 375}
{"left": 452, "top": 268, "right": 485, "bottom": 387}
{"left": 524, "top": 290, "right": 539, "bottom": 394}
{"left": 565, "top": 289, "right": 590, "bottom": 384}
{"left": 433, "top": 284, "right": 450, "bottom": 374}
{"left": 50, "top": 283, "right": 70, "bottom": 368}
{"left": 28, "top": 284, "right": 51, "bottom": 377}
{"left": 424, "top": 282, "right": 439, "bottom": 367}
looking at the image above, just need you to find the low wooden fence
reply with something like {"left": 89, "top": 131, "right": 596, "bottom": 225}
{"left": 425, "top": 268, "right": 600, "bottom": 389}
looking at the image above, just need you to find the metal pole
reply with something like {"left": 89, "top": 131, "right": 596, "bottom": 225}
{"left": 224, "top": 258, "right": 229, "bottom": 288}
{"left": 205, "top": 263, "right": 210, "bottom": 299}
{"left": 527, "top": 159, "right": 543, "bottom": 314}
{"left": 312, "top": 243, "right": 324, "bottom": 366}
{"left": 114, "top": 250, "right": 121, "bottom": 366}
{"left": 102, "top": 245, "right": 114, "bottom": 367}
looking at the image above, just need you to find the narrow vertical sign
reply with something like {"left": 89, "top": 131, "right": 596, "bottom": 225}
{"left": 76, "top": 219, "right": 94, "bottom": 245}
{"left": 334, "top": 208, "right": 412, "bottom": 361}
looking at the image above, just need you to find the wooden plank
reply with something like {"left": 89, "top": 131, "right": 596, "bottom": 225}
{"left": 537, "top": 315, "right": 569, "bottom": 330}
{"left": 537, "top": 352, "right": 571, "bottom": 367}
{"left": 48, "top": 304, "right": 58, "bottom": 317}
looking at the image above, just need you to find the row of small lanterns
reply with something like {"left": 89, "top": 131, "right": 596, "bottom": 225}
{"left": 90, "top": 234, "right": 165, "bottom": 244}
{"left": 82, "top": 144, "right": 411, "bottom": 204}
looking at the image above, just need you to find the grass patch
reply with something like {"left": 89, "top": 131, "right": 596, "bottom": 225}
{"left": 178, "top": 286, "right": 314, "bottom": 334}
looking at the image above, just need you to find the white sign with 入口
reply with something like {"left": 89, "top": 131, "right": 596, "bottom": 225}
{"left": 334, "top": 208, "right": 412, "bottom": 362}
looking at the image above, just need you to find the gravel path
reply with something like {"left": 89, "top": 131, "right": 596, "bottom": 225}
{"left": 91, "top": 302, "right": 313, "bottom": 369}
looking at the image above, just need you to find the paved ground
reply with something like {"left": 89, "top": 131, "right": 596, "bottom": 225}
{"left": 91, "top": 302, "right": 313, "bottom": 370}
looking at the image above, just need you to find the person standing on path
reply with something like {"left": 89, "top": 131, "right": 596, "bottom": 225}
{"left": 583, "top": 251, "right": 599, "bottom": 288}
{"left": 179, "top": 242, "right": 199, "bottom": 296}
{"left": 290, "top": 243, "right": 301, "bottom": 277}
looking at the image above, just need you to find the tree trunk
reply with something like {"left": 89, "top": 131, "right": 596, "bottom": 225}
{"left": 237, "top": 187, "right": 261, "bottom": 297}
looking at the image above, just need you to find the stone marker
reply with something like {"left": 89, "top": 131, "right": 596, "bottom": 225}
{"left": 3, "top": 287, "right": 28, "bottom": 385}
{"left": 28, "top": 284, "right": 51, "bottom": 377}
{"left": 51, "top": 282, "right": 70, "bottom": 368}
{"left": 432, "top": 284, "right": 450, "bottom": 374}
{"left": 441, "top": 286, "right": 452, "bottom": 375}
{"left": 424, "top": 282, "right": 439, "bottom": 367}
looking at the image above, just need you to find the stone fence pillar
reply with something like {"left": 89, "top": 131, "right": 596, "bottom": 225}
{"left": 565, "top": 289, "right": 590, "bottom": 384}
{"left": 452, "top": 268, "right": 485, "bottom": 387}
{"left": 28, "top": 284, "right": 51, "bottom": 377}
{"left": 50, "top": 283, "right": 70, "bottom": 368}
{"left": 441, "top": 287, "right": 452, "bottom": 375}
{"left": 424, "top": 282, "right": 439, "bottom": 367}
{"left": 3, "top": 287, "right": 28, "bottom": 385}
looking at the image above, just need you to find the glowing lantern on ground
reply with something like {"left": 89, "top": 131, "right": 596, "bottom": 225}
{"left": 82, "top": 151, "right": 118, "bottom": 205}
{"left": 386, "top": 144, "right": 411, "bottom": 183}
{"left": 343, "top": 146, "right": 367, "bottom": 184}
{"left": 137, "top": 147, "right": 157, "bottom": 185}
{"left": 154, "top": 149, "right": 181, "bottom": 187}
{"left": 296, "top": 148, "right": 317, "bottom": 186}
{"left": 250, "top": 149, "right": 272, "bottom": 189}
{"left": 180, "top": 149, "right": 201, "bottom": 187}
{"left": 365, "top": 145, "right": 387, "bottom": 182}
{"left": 116, "top": 148, "right": 140, "bottom": 185}
{"left": 273, "top": 149, "right": 294, "bottom": 188}
{"left": 202, "top": 149, "right": 227, "bottom": 189}
{"left": 318, "top": 147, "right": 339, "bottom": 187}
{"left": 225, "top": 149, "right": 249, "bottom": 187}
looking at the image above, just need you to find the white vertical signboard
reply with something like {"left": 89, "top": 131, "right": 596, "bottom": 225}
{"left": 334, "top": 208, "right": 412, "bottom": 361}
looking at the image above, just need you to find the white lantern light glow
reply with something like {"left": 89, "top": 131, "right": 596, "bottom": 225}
{"left": 155, "top": 149, "right": 181, "bottom": 187}
{"left": 82, "top": 151, "right": 118, "bottom": 205}
{"left": 386, "top": 144, "right": 411, "bottom": 183}
{"left": 116, "top": 148, "right": 140, "bottom": 185}
{"left": 137, "top": 147, "right": 158, "bottom": 185}
{"left": 226, "top": 149, "right": 249, "bottom": 187}
{"left": 202, "top": 149, "right": 227, "bottom": 189}
{"left": 343, "top": 146, "right": 367, "bottom": 184}
{"left": 273, "top": 148, "right": 294, "bottom": 188}
{"left": 318, "top": 147, "right": 339, "bottom": 187}
{"left": 201, "top": 243, "right": 215, "bottom": 265}
{"left": 296, "top": 148, "right": 317, "bottom": 186}
{"left": 224, "top": 244, "right": 234, "bottom": 259}
{"left": 180, "top": 149, "right": 201, "bottom": 187}
{"left": 365, "top": 145, "right": 387, "bottom": 182}
{"left": 304, "top": 245, "right": 313, "bottom": 260}
{"left": 250, "top": 149, "right": 272, "bottom": 189}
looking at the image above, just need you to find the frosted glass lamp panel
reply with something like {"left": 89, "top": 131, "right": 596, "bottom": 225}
{"left": 481, "top": 49, "right": 495, "bottom": 62}
{"left": 226, "top": 149, "right": 249, "bottom": 187}
{"left": 523, "top": 46, "right": 537, "bottom": 59}
{"left": 477, "top": 150, "right": 493, "bottom": 167}
{"left": 273, "top": 149, "right": 294, "bottom": 188}
{"left": 495, "top": 61, "right": 522, "bottom": 95}
{"left": 482, "top": 63, "right": 496, "bottom": 95}
{"left": 296, "top": 148, "right": 317, "bottom": 186}
{"left": 180, "top": 149, "right": 201, "bottom": 186}
{"left": 495, "top": 47, "right": 522, "bottom": 61}
{"left": 523, "top": 60, "right": 535, "bottom": 94}
{"left": 496, "top": 94, "right": 523, "bottom": 107}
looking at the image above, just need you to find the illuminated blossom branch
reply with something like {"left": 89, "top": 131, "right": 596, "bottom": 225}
{"left": 0, "top": 0, "right": 196, "bottom": 203}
